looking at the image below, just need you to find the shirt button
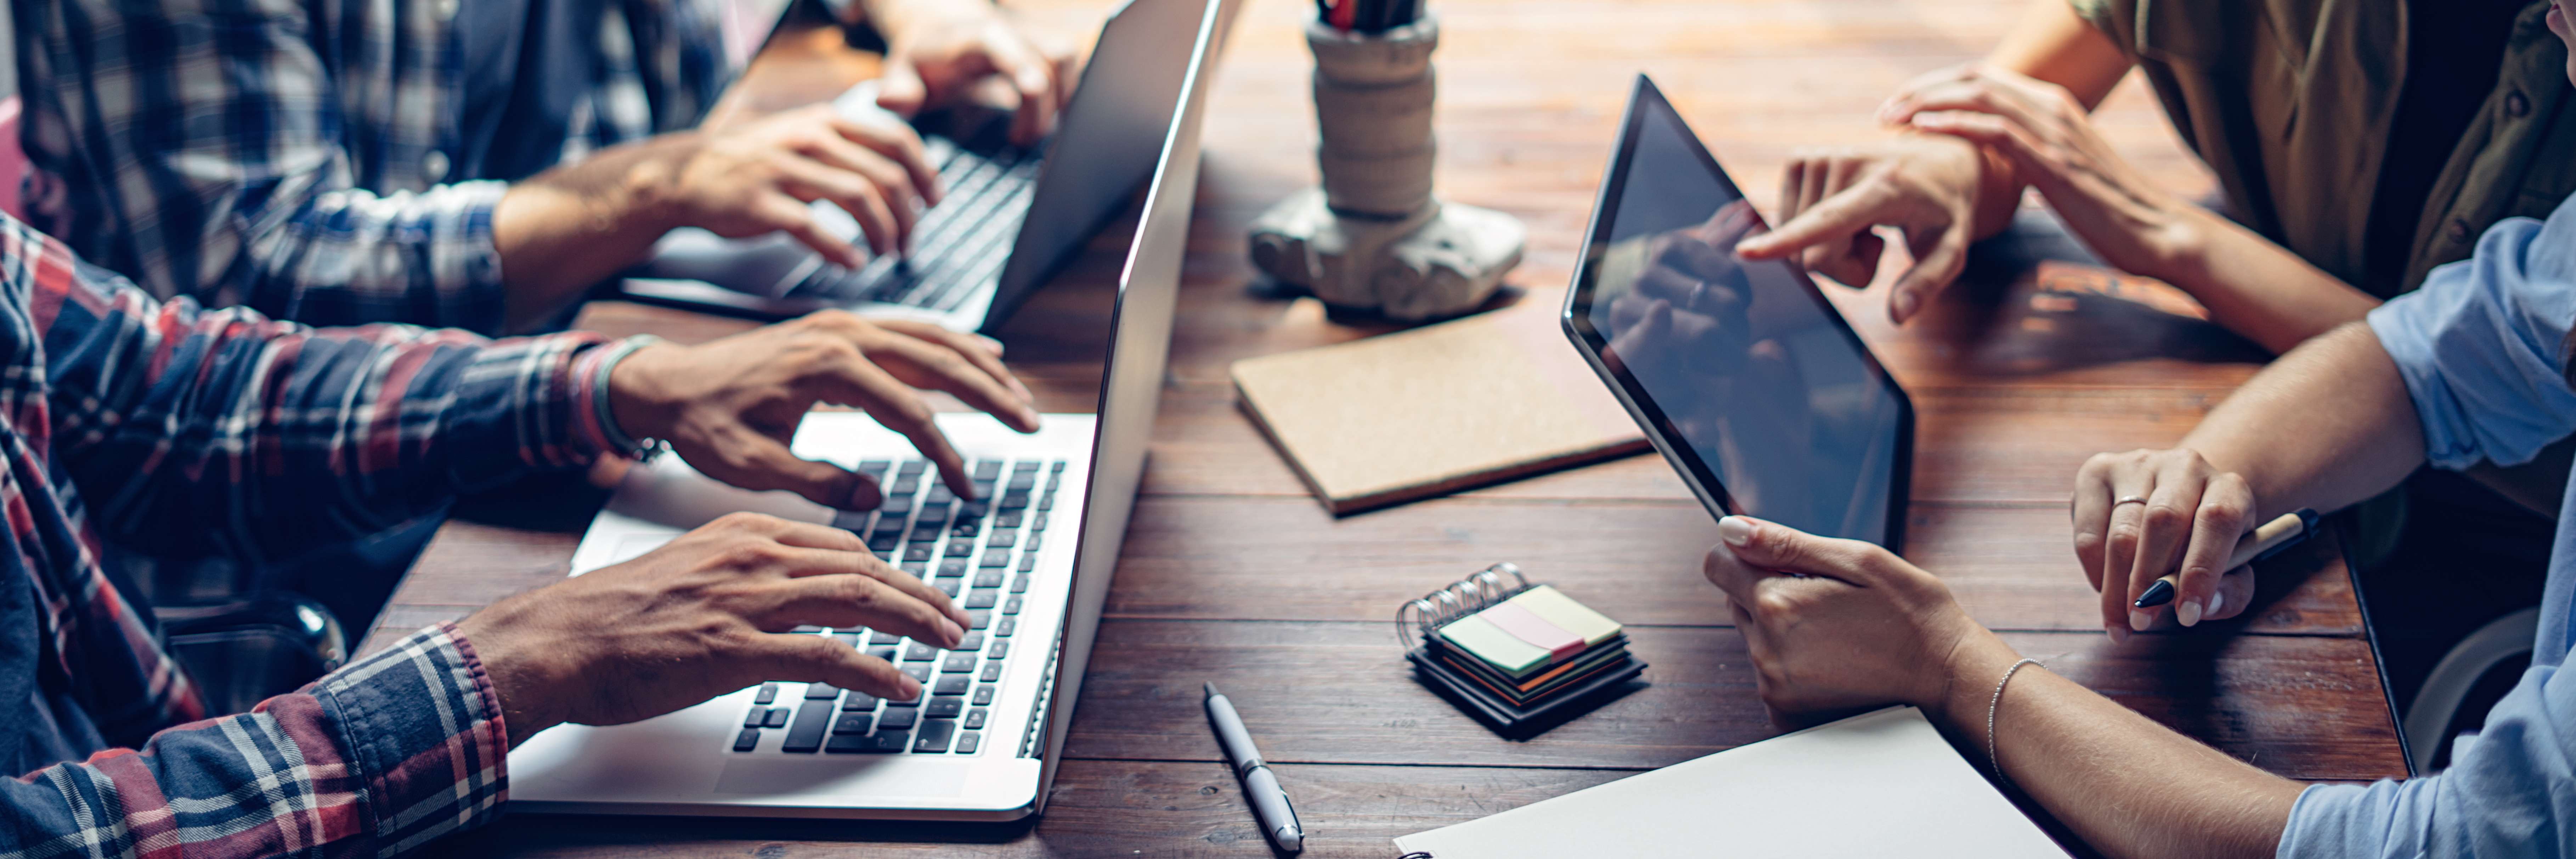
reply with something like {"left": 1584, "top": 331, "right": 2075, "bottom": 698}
{"left": 422, "top": 150, "right": 451, "bottom": 180}
{"left": 2508, "top": 90, "right": 2532, "bottom": 118}
{"left": 2446, "top": 218, "right": 2472, "bottom": 243}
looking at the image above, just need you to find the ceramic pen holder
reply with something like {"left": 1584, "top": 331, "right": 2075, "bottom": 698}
{"left": 1247, "top": 15, "right": 1525, "bottom": 322}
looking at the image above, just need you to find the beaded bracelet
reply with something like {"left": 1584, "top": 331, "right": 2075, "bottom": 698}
{"left": 1987, "top": 657, "right": 2044, "bottom": 785}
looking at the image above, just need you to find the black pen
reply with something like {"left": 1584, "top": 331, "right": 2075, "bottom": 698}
{"left": 2133, "top": 508, "right": 2319, "bottom": 609}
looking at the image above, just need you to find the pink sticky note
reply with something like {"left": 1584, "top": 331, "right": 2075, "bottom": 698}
{"left": 1479, "top": 602, "right": 1585, "bottom": 661}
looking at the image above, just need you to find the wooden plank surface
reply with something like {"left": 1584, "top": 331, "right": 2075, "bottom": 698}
{"left": 380, "top": 0, "right": 2405, "bottom": 855}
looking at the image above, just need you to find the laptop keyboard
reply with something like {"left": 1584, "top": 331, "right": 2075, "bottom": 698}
{"left": 731, "top": 456, "right": 1069, "bottom": 756}
{"left": 791, "top": 135, "right": 1046, "bottom": 311}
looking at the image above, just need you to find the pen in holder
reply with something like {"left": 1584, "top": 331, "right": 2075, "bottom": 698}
{"left": 1247, "top": 14, "right": 1526, "bottom": 322}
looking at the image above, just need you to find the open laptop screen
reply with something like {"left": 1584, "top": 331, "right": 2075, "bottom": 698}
{"left": 1563, "top": 76, "right": 1912, "bottom": 547}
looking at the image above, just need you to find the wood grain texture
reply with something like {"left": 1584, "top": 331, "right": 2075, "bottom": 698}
{"left": 378, "top": 0, "right": 2411, "bottom": 855}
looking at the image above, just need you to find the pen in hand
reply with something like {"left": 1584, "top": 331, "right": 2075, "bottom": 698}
{"left": 2132, "top": 508, "right": 2320, "bottom": 611}
{"left": 1205, "top": 683, "right": 1304, "bottom": 853}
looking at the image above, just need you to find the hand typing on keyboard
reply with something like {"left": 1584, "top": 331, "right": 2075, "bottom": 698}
{"left": 609, "top": 310, "right": 1040, "bottom": 508}
{"left": 456, "top": 512, "right": 970, "bottom": 742}
{"left": 864, "top": 0, "right": 1081, "bottom": 146}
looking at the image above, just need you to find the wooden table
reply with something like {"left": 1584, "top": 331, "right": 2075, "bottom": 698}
{"left": 383, "top": 0, "right": 2408, "bottom": 854}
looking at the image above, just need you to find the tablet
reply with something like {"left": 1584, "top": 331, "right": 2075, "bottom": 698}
{"left": 1561, "top": 75, "right": 1914, "bottom": 549}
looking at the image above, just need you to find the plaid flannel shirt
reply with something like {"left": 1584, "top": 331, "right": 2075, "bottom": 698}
{"left": 0, "top": 211, "right": 622, "bottom": 855}
{"left": 10, "top": 0, "right": 730, "bottom": 333}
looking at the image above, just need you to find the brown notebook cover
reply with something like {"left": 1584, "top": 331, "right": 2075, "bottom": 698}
{"left": 1231, "top": 309, "right": 1648, "bottom": 515}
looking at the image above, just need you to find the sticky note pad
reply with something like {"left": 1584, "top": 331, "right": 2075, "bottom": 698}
{"left": 1507, "top": 586, "right": 1622, "bottom": 646}
{"left": 1437, "top": 586, "right": 1626, "bottom": 676}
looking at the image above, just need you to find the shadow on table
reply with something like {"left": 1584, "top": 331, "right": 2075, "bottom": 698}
{"left": 1906, "top": 209, "right": 2268, "bottom": 378}
{"left": 430, "top": 812, "right": 1039, "bottom": 855}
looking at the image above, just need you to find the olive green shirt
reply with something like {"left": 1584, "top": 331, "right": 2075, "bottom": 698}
{"left": 2074, "top": 0, "right": 2576, "bottom": 297}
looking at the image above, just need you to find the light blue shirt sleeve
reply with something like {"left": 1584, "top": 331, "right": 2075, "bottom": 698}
{"left": 2279, "top": 663, "right": 2576, "bottom": 859}
{"left": 2365, "top": 197, "right": 2576, "bottom": 472}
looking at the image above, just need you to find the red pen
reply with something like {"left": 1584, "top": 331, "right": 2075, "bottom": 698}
{"left": 1328, "top": 0, "right": 1355, "bottom": 31}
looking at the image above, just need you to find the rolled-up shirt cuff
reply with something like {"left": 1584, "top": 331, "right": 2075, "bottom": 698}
{"left": 308, "top": 623, "right": 511, "bottom": 853}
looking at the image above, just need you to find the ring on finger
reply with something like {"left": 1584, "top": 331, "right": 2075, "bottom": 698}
{"left": 2112, "top": 495, "right": 2149, "bottom": 508}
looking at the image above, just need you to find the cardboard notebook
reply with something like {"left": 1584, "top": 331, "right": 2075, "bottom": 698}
{"left": 1230, "top": 309, "right": 1647, "bottom": 515}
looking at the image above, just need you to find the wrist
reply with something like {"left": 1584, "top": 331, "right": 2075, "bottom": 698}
{"left": 1966, "top": 140, "right": 2025, "bottom": 240}
{"left": 454, "top": 604, "right": 576, "bottom": 743}
{"left": 606, "top": 340, "right": 683, "bottom": 447}
{"left": 1927, "top": 626, "right": 2021, "bottom": 727}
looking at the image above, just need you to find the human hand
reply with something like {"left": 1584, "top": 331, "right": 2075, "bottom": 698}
{"left": 1604, "top": 201, "right": 1762, "bottom": 380}
{"left": 608, "top": 310, "right": 1040, "bottom": 509}
{"left": 458, "top": 512, "right": 971, "bottom": 740}
{"left": 1702, "top": 515, "right": 2001, "bottom": 726}
{"left": 1732, "top": 133, "right": 1995, "bottom": 324}
{"left": 648, "top": 103, "right": 944, "bottom": 266}
{"left": 2072, "top": 448, "right": 2260, "bottom": 640}
{"left": 870, "top": 0, "right": 1080, "bottom": 146}
{"left": 1892, "top": 64, "right": 2207, "bottom": 286}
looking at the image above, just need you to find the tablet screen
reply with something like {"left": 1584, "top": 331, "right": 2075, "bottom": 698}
{"left": 1564, "top": 78, "right": 1911, "bottom": 546}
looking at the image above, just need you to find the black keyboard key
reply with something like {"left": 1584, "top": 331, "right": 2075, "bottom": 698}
{"left": 890, "top": 479, "right": 922, "bottom": 497}
{"left": 937, "top": 579, "right": 962, "bottom": 597}
{"left": 980, "top": 662, "right": 1003, "bottom": 683}
{"left": 905, "top": 644, "right": 938, "bottom": 661}
{"left": 939, "top": 558, "right": 968, "bottom": 577}
{"left": 868, "top": 533, "right": 901, "bottom": 553}
{"left": 734, "top": 728, "right": 762, "bottom": 752}
{"left": 996, "top": 511, "right": 1023, "bottom": 529}
{"left": 965, "top": 591, "right": 998, "bottom": 610}
{"left": 805, "top": 684, "right": 843, "bottom": 700}
{"left": 913, "top": 719, "right": 958, "bottom": 753}
{"left": 905, "top": 545, "right": 933, "bottom": 563}
{"left": 833, "top": 632, "right": 860, "bottom": 645}
{"left": 998, "top": 492, "right": 1031, "bottom": 510}
{"left": 842, "top": 692, "right": 882, "bottom": 711}
{"left": 832, "top": 510, "right": 872, "bottom": 534}
{"left": 878, "top": 707, "right": 921, "bottom": 730}
{"left": 792, "top": 625, "right": 826, "bottom": 634}
{"left": 754, "top": 683, "right": 778, "bottom": 705}
{"left": 1009, "top": 575, "right": 1030, "bottom": 594}
{"left": 1038, "top": 493, "right": 1055, "bottom": 511}
{"left": 1004, "top": 595, "right": 1024, "bottom": 615}
{"left": 1031, "top": 511, "right": 1049, "bottom": 532}
{"left": 986, "top": 529, "right": 1018, "bottom": 548}
{"left": 1012, "top": 461, "right": 1041, "bottom": 475}
{"left": 968, "top": 610, "right": 992, "bottom": 630}
{"left": 926, "top": 485, "right": 956, "bottom": 504}
{"left": 988, "top": 641, "right": 1010, "bottom": 659}
{"left": 765, "top": 708, "right": 791, "bottom": 728}
{"left": 951, "top": 519, "right": 982, "bottom": 538}
{"left": 897, "top": 460, "right": 927, "bottom": 477}
{"left": 859, "top": 459, "right": 894, "bottom": 475}
{"left": 974, "top": 571, "right": 1006, "bottom": 588}
{"left": 1024, "top": 534, "right": 1043, "bottom": 552}
{"left": 965, "top": 707, "right": 988, "bottom": 728}
{"left": 959, "top": 501, "right": 989, "bottom": 520}
{"left": 1018, "top": 554, "right": 1038, "bottom": 573}
{"left": 972, "top": 685, "right": 995, "bottom": 706}
{"left": 956, "top": 632, "right": 985, "bottom": 651}
{"left": 832, "top": 713, "right": 874, "bottom": 735}
{"left": 900, "top": 562, "right": 928, "bottom": 577}
{"left": 781, "top": 701, "right": 835, "bottom": 752}
{"left": 882, "top": 496, "right": 915, "bottom": 516}
{"left": 871, "top": 631, "right": 903, "bottom": 646}
{"left": 909, "top": 525, "right": 944, "bottom": 543}
{"left": 934, "top": 675, "right": 972, "bottom": 696}
{"left": 1007, "top": 475, "right": 1038, "bottom": 492}
{"left": 826, "top": 732, "right": 904, "bottom": 753}
{"left": 995, "top": 617, "right": 1017, "bottom": 637}
{"left": 744, "top": 707, "right": 770, "bottom": 728}
{"left": 869, "top": 646, "right": 898, "bottom": 661}
{"left": 981, "top": 549, "right": 1011, "bottom": 568}
{"left": 903, "top": 666, "right": 931, "bottom": 683}
{"left": 1050, "top": 461, "right": 1067, "bottom": 472}
{"left": 955, "top": 732, "right": 981, "bottom": 754}
{"left": 973, "top": 461, "right": 1003, "bottom": 480}
{"left": 926, "top": 697, "right": 965, "bottom": 718}
{"left": 942, "top": 653, "right": 978, "bottom": 673}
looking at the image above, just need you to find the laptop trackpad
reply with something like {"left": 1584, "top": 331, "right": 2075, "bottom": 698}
{"left": 714, "top": 758, "right": 970, "bottom": 798}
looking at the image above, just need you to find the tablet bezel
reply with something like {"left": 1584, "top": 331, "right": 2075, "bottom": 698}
{"left": 1559, "top": 74, "right": 1915, "bottom": 551}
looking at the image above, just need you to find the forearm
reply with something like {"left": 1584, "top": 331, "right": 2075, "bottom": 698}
{"left": 2179, "top": 322, "right": 2425, "bottom": 516}
{"left": 1939, "top": 634, "right": 2303, "bottom": 859}
{"left": 492, "top": 136, "right": 696, "bottom": 332}
{"left": 2157, "top": 212, "right": 2385, "bottom": 354}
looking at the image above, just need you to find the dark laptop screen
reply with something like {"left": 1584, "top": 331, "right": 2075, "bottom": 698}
{"left": 1564, "top": 77, "right": 1911, "bottom": 547}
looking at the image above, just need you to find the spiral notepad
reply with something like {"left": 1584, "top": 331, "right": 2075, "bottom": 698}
{"left": 1399, "top": 564, "right": 1646, "bottom": 737}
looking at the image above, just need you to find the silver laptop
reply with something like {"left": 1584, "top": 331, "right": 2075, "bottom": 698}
{"left": 503, "top": 0, "right": 1221, "bottom": 818}
{"left": 618, "top": 0, "right": 1233, "bottom": 333}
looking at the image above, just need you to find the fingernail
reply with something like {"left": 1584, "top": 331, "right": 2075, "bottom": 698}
{"left": 1716, "top": 516, "right": 1756, "bottom": 547}
{"left": 2128, "top": 610, "right": 2152, "bottom": 632}
{"left": 2207, "top": 591, "right": 2226, "bottom": 619}
{"left": 899, "top": 674, "right": 924, "bottom": 699}
{"left": 940, "top": 618, "right": 965, "bottom": 648}
{"left": 1891, "top": 291, "right": 1920, "bottom": 322}
{"left": 2107, "top": 624, "right": 2128, "bottom": 644}
{"left": 2176, "top": 599, "right": 2202, "bottom": 627}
